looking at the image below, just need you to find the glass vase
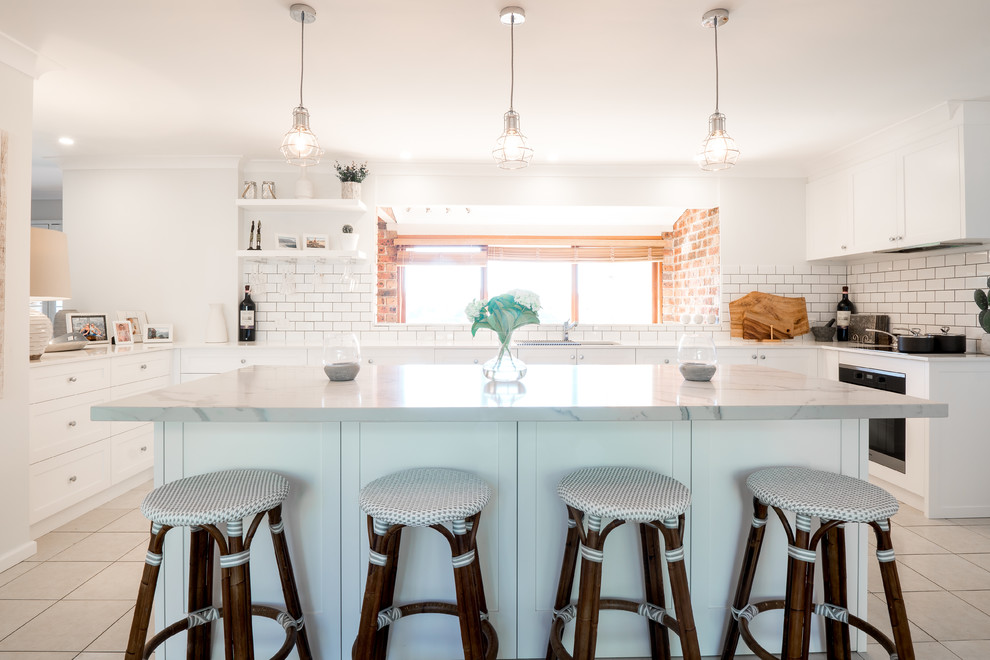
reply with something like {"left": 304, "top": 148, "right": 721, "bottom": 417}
{"left": 323, "top": 332, "right": 361, "bottom": 381}
{"left": 677, "top": 333, "right": 718, "bottom": 382}
{"left": 482, "top": 335, "right": 527, "bottom": 382}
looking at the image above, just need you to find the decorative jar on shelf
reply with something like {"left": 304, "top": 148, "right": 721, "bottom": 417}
{"left": 339, "top": 225, "right": 359, "bottom": 251}
{"left": 323, "top": 333, "right": 361, "bottom": 381}
{"left": 341, "top": 181, "right": 361, "bottom": 199}
{"left": 677, "top": 333, "right": 718, "bottom": 382}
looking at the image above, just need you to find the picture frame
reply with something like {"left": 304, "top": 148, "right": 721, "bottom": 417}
{"left": 113, "top": 320, "right": 134, "bottom": 345}
{"left": 65, "top": 313, "right": 110, "bottom": 344}
{"left": 144, "top": 323, "right": 173, "bottom": 343}
{"left": 115, "top": 310, "right": 149, "bottom": 343}
{"left": 303, "top": 233, "right": 329, "bottom": 250}
{"left": 276, "top": 233, "right": 300, "bottom": 250}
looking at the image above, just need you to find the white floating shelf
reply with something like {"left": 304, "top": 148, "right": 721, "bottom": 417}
{"left": 236, "top": 249, "right": 367, "bottom": 262}
{"left": 235, "top": 198, "right": 367, "bottom": 214}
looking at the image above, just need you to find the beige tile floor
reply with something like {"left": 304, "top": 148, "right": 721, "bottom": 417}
{"left": 0, "top": 482, "right": 988, "bottom": 659}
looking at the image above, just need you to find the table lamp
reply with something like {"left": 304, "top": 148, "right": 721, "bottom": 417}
{"left": 29, "top": 227, "right": 72, "bottom": 359}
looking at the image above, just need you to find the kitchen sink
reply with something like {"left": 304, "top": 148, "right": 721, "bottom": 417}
{"left": 516, "top": 339, "right": 619, "bottom": 346}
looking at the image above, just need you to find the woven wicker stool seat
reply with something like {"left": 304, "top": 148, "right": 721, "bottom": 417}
{"left": 547, "top": 466, "right": 700, "bottom": 660}
{"left": 141, "top": 468, "right": 290, "bottom": 527}
{"left": 353, "top": 467, "right": 498, "bottom": 660}
{"left": 557, "top": 466, "right": 691, "bottom": 522}
{"left": 125, "top": 469, "right": 312, "bottom": 660}
{"left": 359, "top": 467, "right": 492, "bottom": 527}
{"left": 747, "top": 466, "right": 899, "bottom": 523}
{"left": 722, "top": 466, "right": 915, "bottom": 660}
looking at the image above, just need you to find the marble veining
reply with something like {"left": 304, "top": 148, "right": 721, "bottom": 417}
{"left": 91, "top": 364, "right": 946, "bottom": 424}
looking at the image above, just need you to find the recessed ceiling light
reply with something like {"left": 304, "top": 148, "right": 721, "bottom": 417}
{"left": 399, "top": 151, "right": 412, "bottom": 159}
{"left": 58, "top": 136, "right": 74, "bottom": 146}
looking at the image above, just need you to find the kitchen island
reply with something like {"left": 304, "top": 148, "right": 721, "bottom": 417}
{"left": 92, "top": 363, "right": 946, "bottom": 659}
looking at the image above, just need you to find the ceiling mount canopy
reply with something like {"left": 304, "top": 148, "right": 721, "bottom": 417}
{"left": 697, "top": 8, "right": 740, "bottom": 172}
{"left": 492, "top": 6, "right": 534, "bottom": 170}
{"left": 280, "top": 3, "right": 324, "bottom": 168}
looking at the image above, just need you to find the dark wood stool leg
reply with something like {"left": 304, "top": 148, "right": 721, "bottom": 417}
{"left": 820, "top": 520, "right": 851, "bottom": 660}
{"left": 659, "top": 516, "right": 701, "bottom": 660}
{"left": 125, "top": 522, "right": 170, "bottom": 659}
{"left": 546, "top": 513, "right": 581, "bottom": 660}
{"left": 371, "top": 526, "right": 402, "bottom": 660}
{"left": 449, "top": 516, "right": 486, "bottom": 660}
{"left": 873, "top": 519, "right": 915, "bottom": 660}
{"left": 186, "top": 526, "right": 216, "bottom": 659}
{"left": 266, "top": 506, "right": 313, "bottom": 660}
{"left": 352, "top": 517, "right": 394, "bottom": 660}
{"left": 720, "top": 498, "right": 770, "bottom": 660}
{"left": 572, "top": 514, "right": 605, "bottom": 660}
{"left": 640, "top": 522, "right": 671, "bottom": 660}
{"left": 781, "top": 512, "right": 815, "bottom": 660}
{"left": 224, "top": 518, "right": 255, "bottom": 660}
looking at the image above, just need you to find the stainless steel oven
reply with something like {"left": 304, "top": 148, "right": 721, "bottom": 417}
{"left": 838, "top": 364, "right": 907, "bottom": 473}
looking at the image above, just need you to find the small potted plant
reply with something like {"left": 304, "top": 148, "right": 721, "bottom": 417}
{"left": 975, "top": 275, "right": 990, "bottom": 354}
{"left": 340, "top": 223, "right": 359, "bottom": 252}
{"left": 334, "top": 160, "right": 369, "bottom": 199}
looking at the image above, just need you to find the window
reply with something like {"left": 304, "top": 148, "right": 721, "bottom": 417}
{"left": 577, "top": 262, "right": 654, "bottom": 324}
{"left": 487, "top": 261, "right": 572, "bottom": 323}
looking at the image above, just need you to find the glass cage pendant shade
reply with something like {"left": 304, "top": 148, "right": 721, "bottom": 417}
{"left": 697, "top": 111, "right": 739, "bottom": 171}
{"left": 492, "top": 110, "right": 534, "bottom": 169}
{"left": 281, "top": 106, "right": 324, "bottom": 166}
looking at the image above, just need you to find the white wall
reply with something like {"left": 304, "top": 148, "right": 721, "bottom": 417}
{"left": 718, "top": 177, "right": 809, "bottom": 268}
{"left": 62, "top": 159, "right": 239, "bottom": 341}
{"left": 0, "top": 53, "right": 37, "bottom": 569}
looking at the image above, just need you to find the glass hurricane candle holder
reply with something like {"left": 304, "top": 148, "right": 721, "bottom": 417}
{"left": 323, "top": 332, "right": 361, "bottom": 381}
{"left": 677, "top": 333, "right": 718, "bottom": 382}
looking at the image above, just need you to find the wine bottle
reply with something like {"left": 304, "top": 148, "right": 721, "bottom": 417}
{"left": 239, "top": 285, "right": 256, "bottom": 342}
{"left": 836, "top": 285, "right": 856, "bottom": 342}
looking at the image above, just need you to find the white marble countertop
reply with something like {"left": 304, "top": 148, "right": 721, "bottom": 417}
{"left": 31, "top": 343, "right": 175, "bottom": 366}
{"left": 91, "top": 363, "right": 946, "bottom": 424}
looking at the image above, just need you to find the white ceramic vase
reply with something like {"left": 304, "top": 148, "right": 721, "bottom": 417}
{"left": 341, "top": 181, "right": 361, "bottom": 199}
{"left": 205, "top": 303, "right": 228, "bottom": 343}
{"left": 29, "top": 309, "right": 53, "bottom": 359}
{"left": 981, "top": 333, "right": 990, "bottom": 356}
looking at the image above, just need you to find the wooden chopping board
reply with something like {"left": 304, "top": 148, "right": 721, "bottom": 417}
{"left": 729, "top": 291, "right": 810, "bottom": 340}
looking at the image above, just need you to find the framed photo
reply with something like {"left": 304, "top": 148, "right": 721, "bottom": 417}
{"left": 115, "top": 310, "right": 149, "bottom": 343}
{"left": 276, "top": 233, "right": 299, "bottom": 250}
{"left": 145, "top": 324, "right": 173, "bottom": 343}
{"left": 65, "top": 313, "right": 110, "bottom": 344}
{"left": 113, "top": 321, "right": 134, "bottom": 345}
{"left": 303, "top": 233, "right": 329, "bottom": 250}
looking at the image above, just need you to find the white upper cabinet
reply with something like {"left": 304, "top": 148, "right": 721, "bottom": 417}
{"left": 806, "top": 102, "right": 990, "bottom": 259}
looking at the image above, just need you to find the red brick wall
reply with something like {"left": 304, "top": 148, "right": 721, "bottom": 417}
{"left": 376, "top": 218, "right": 399, "bottom": 323}
{"left": 661, "top": 208, "right": 720, "bottom": 322}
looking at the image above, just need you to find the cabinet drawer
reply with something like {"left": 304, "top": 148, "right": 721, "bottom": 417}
{"left": 111, "top": 426, "right": 154, "bottom": 485}
{"left": 434, "top": 348, "right": 493, "bottom": 365}
{"left": 180, "top": 348, "right": 308, "bottom": 374}
{"left": 29, "top": 440, "right": 111, "bottom": 524}
{"left": 111, "top": 351, "right": 172, "bottom": 386}
{"left": 109, "top": 375, "right": 171, "bottom": 436}
{"left": 29, "top": 389, "right": 111, "bottom": 463}
{"left": 30, "top": 359, "right": 110, "bottom": 404}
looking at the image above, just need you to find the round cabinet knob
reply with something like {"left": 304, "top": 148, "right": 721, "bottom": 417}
{"left": 140, "top": 446, "right": 148, "bottom": 452}
{"left": 240, "top": 358, "right": 247, "bottom": 365}
{"left": 889, "top": 236, "right": 896, "bottom": 242}
{"left": 841, "top": 245, "right": 847, "bottom": 250}
{"left": 569, "top": 355, "right": 575, "bottom": 360}
{"left": 663, "top": 359, "right": 670, "bottom": 364}
{"left": 67, "top": 420, "right": 77, "bottom": 428}
{"left": 473, "top": 359, "right": 479, "bottom": 364}
{"left": 751, "top": 354, "right": 758, "bottom": 360}
{"left": 578, "top": 354, "right": 585, "bottom": 360}
{"left": 368, "top": 358, "right": 375, "bottom": 364}
{"left": 140, "top": 364, "right": 148, "bottom": 370}
{"left": 67, "top": 376, "right": 77, "bottom": 383}
{"left": 897, "top": 235, "right": 903, "bottom": 240}
{"left": 68, "top": 475, "right": 77, "bottom": 483}
{"left": 760, "top": 354, "right": 766, "bottom": 360}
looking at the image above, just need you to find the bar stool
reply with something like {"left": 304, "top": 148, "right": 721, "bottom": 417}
{"left": 125, "top": 469, "right": 312, "bottom": 660}
{"left": 352, "top": 467, "right": 498, "bottom": 660}
{"left": 721, "top": 466, "right": 913, "bottom": 660}
{"left": 547, "top": 466, "right": 701, "bottom": 660}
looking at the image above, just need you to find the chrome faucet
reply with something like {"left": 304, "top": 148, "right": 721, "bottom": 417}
{"left": 562, "top": 320, "right": 577, "bottom": 341}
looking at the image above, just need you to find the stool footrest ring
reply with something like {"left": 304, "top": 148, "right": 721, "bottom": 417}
{"left": 141, "top": 604, "right": 297, "bottom": 660}
{"left": 736, "top": 598, "right": 899, "bottom": 659}
{"left": 548, "top": 597, "right": 686, "bottom": 660}
{"left": 369, "top": 601, "right": 497, "bottom": 660}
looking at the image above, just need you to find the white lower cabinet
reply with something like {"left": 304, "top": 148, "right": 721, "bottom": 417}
{"left": 635, "top": 347, "right": 678, "bottom": 365}
{"left": 517, "top": 346, "right": 637, "bottom": 365}
{"left": 29, "top": 440, "right": 112, "bottom": 524}
{"left": 433, "top": 347, "right": 494, "bottom": 365}
{"left": 180, "top": 346, "right": 309, "bottom": 378}
{"left": 361, "top": 346, "right": 435, "bottom": 365}
{"left": 717, "top": 347, "right": 819, "bottom": 377}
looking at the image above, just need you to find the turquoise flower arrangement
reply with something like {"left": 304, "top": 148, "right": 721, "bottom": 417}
{"left": 465, "top": 289, "right": 541, "bottom": 380}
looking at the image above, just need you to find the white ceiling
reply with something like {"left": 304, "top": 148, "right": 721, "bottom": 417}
{"left": 3, "top": 0, "right": 989, "bottom": 196}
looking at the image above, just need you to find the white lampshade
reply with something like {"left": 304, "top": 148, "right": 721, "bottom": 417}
{"left": 30, "top": 227, "right": 72, "bottom": 301}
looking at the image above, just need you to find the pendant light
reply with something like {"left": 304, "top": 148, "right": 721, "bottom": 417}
{"left": 492, "top": 6, "right": 534, "bottom": 169}
{"left": 280, "top": 4, "right": 323, "bottom": 169}
{"left": 697, "top": 8, "right": 740, "bottom": 171}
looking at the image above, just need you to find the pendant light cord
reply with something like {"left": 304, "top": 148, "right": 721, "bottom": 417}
{"left": 509, "top": 15, "right": 516, "bottom": 112}
{"left": 299, "top": 10, "right": 306, "bottom": 107}
{"left": 713, "top": 18, "right": 719, "bottom": 113}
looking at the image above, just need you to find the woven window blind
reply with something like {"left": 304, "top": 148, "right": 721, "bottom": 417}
{"left": 394, "top": 236, "right": 668, "bottom": 265}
